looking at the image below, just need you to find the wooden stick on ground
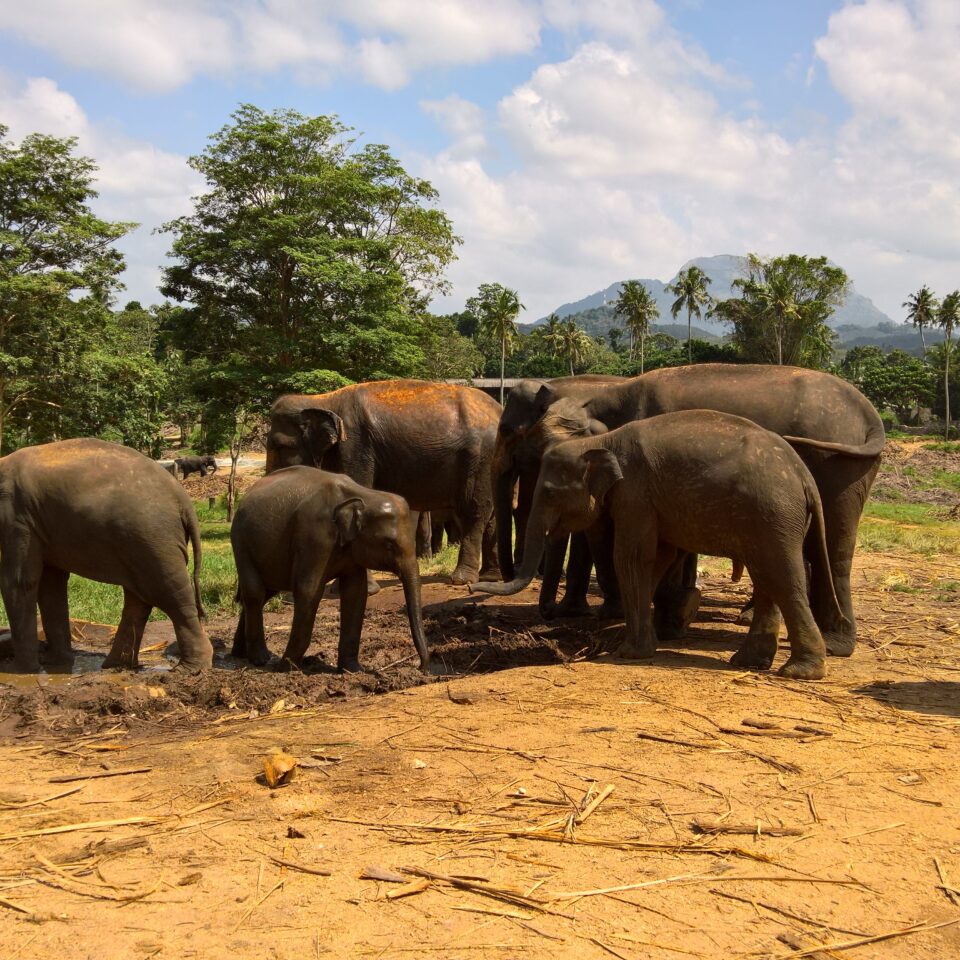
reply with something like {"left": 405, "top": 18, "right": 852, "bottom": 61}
{"left": 934, "top": 858, "right": 960, "bottom": 907}
{"left": 776, "top": 918, "right": 960, "bottom": 958}
{"left": 576, "top": 784, "right": 614, "bottom": 824}
{"left": 49, "top": 767, "right": 152, "bottom": 784}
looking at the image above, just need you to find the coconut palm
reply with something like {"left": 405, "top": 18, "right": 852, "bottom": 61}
{"left": 903, "top": 285, "right": 938, "bottom": 355}
{"left": 937, "top": 290, "right": 960, "bottom": 438}
{"left": 613, "top": 279, "right": 659, "bottom": 372}
{"left": 666, "top": 265, "right": 713, "bottom": 363}
{"left": 546, "top": 317, "right": 592, "bottom": 375}
{"left": 471, "top": 283, "right": 524, "bottom": 404}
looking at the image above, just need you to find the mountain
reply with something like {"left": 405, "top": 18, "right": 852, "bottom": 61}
{"left": 533, "top": 254, "right": 894, "bottom": 335}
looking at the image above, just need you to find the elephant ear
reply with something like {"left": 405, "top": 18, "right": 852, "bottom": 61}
{"left": 333, "top": 497, "right": 365, "bottom": 546}
{"left": 299, "top": 408, "right": 346, "bottom": 466}
{"left": 533, "top": 383, "right": 559, "bottom": 415}
{"left": 581, "top": 447, "right": 623, "bottom": 503}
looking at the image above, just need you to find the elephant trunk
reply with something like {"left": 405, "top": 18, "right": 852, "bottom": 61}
{"left": 470, "top": 495, "right": 547, "bottom": 596}
{"left": 399, "top": 560, "right": 431, "bottom": 671}
{"left": 494, "top": 451, "right": 517, "bottom": 581}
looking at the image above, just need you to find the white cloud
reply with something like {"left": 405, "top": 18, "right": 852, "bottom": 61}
{"left": 420, "top": 95, "right": 488, "bottom": 157}
{"left": 0, "top": 76, "right": 201, "bottom": 302}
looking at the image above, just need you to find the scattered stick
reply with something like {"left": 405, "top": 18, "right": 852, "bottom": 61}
{"left": 547, "top": 872, "right": 708, "bottom": 900}
{"left": 0, "top": 816, "right": 158, "bottom": 843}
{"left": 362, "top": 865, "right": 407, "bottom": 883}
{"left": 841, "top": 822, "right": 905, "bottom": 842}
{"left": 0, "top": 786, "right": 83, "bottom": 810}
{"left": 0, "top": 897, "right": 31, "bottom": 915}
{"left": 636, "top": 732, "right": 725, "bottom": 751}
{"left": 692, "top": 819, "right": 805, "bottom": 838}
{"left": 879, "top": 784, "right": 942, "bottom": 806}
{"left": 576, "top": 784, "right": 614, "bottom": 824}
{"left": 49, "top": 767, "right": 152, "bottom": 784}
{"left": 268, "top": 856, "right": 331, "bottom": 877}
{"left": 934, "top": 858, "right": 960, "bottom": 907}
{"left": 806, "top": 792, "right": 821, "bottom": 824}
{"left": 774, "top": 918, "right": 960, "bottom": 958}
{"left": 719, "top": 727, "right": 807, "bottom": 740}
{"left": 386, "top": 878, "right": 432, "bottom": 900}
{"left": 711, "top": 890, "right": 868, "bottom": 937}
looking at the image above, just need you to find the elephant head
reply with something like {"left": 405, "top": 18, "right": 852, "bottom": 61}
{"left": 334, "top": 492, "right": 431, "bottom": 669}
{"left": 299, "top": 408, "right": 347, "bottom": 468}
{"left": 475, "top": 437, "right": 622, "bottom": 597}
{"left": 493, "top": 388, "right": 606, "bottom": 578}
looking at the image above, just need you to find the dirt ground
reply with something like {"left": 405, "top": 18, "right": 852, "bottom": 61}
{"left": 1, "top": 437, "right": 959, "bottom": 958}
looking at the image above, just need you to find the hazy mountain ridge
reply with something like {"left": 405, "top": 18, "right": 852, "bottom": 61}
{"left": 533, "top": 254, "right": 895, "bottom": 335}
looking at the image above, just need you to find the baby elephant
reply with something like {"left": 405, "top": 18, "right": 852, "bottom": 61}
{"left": 0, "top": 439, "right": 212, "bottom": 672}
{"left": 175, "top": 455, "right": 218, "bottom": 479}
{"left": 472, "top": 408, "right": 842, "bottom": 680}
{"left": 231, "top": 466, "right": 432, "bottom": 672}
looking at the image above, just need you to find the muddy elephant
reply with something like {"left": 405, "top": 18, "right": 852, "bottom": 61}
{"left": 174, "top": 455, "right": 218, "bottom": 479}
{"left": 0, "top": 439, "right": 212, "bottom": 672}
{"left": 473, "top": 408, "right": 842, "bottom": 680}
{"left": 494, "top": 374, "right": 627, "bottom": 616}
{"left": 266, "top": 380, "right": 501, "bottom": 585}
{"left": 494, "top": 365, "right": 883, "bottom": 655}
{"left": 230, "top": 466, "right": 431, "bottom": 672}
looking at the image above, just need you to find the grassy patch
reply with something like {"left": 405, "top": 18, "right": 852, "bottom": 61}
{"left": 922, "top": 440, "right": 960, "bottom": 453}
{"left": 858, "top": 501, "right": 960, "bottom": 555}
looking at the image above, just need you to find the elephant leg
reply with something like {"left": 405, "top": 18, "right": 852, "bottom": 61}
{"left": 336, "top": 567, "right": 369, "bottom": 673}
{"left": 763, "top": 559, "right": 827, "bottom": 680}
{"left": 449, "top": 505, "right": 484, "bottom": 586}
{"left": 653, "top": 551, "right": 700, "bottom": 640}
{"left": 514, "top": 472, "right": 535, "bottom": 566}
{"left": 430, "top": 518, "right": 446, "bottom": 555}
{"left": 415, "top": 511, "right": 432, "bottom": 560}
{"left": 37, "top": 565, "right": 73, "bottom": 668}
{"left": 279, "top": 570, "right": 325, "bottom": 668}
{"left": 587, "top": 520, "right": 623, "bottom": 619}
{"left": 0, "top": 533, "right": 43, "bottom": 672}
{"left": 231, "top": 608, "right": 247, "bottom": 659}
{"left": 240, "top": 596, "right": 273, "bottom": 666}
{"left": 151, "top": 575, "right": 212, "bottom": 670}
{"left": 102, "top": 592, "right": 152, "bottom": 670}
{"left": 556, "top": 534, "right": 593, "bottom": 618}
{"left": 479, "top": 514, "right": 500, "bottom": 581}
{"left": 730, "top": 590, "right": 781, "bottom": 672}
{"left": 538, "top": 537, "right": 568, "bottom": 619}
{"left": 803, "top": 453, "right": 879, "bottom": 657}
{"left": 611, "top": 522, "right": 659, "bottom": 661}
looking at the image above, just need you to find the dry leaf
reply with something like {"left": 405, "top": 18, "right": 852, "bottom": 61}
{"left": 263, "top": 749, "right": 298, "bottom": 787}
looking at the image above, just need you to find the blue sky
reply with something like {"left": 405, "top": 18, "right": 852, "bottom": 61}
{"left": 1, "top": 1, "right": 958, "bottom": 322}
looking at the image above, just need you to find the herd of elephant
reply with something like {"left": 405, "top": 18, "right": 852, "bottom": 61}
{"left": 0, "top": 364, "right": 884, "bottom": 682}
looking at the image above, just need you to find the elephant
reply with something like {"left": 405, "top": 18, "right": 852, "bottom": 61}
{"left": 472, "top": 407, "right": 843, "bottom": 680}
{"left": 266, "top": 379, "right": 502, "bottom": 585}
{"left": 230, "top": 466, "right": 431, "bottom": 672}
{"left": 175, "top": 455, "right": 218, "bottom": 479}
{"left": 493, "top": 364, "right": 883, "bottom": 656}
{"left": 0, "top": 439, "right": 212, "bottom": 673}
{"left": 493, "top": 374, "right": 627, "bottom": 617}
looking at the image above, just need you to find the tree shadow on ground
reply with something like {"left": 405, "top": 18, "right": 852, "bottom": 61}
{"left": 853, "top": 680, "right": 960, "bottom": 717}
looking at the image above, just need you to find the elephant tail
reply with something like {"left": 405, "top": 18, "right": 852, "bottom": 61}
{"left": 804, "top": 479, "right": 845, "bottom": 626}
{"left": 184, "top": 508, "right": 207, "bottom": 622}
{"left": 784, "top": 420, "right": 885, "bottom": 459}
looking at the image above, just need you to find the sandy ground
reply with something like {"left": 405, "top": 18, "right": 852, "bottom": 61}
{"left": 1, "top": 546, "right": 959, "bottom": 960}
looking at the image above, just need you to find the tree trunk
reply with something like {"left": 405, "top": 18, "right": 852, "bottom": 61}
{"left": 640, "top": 331, "right": 645, "bottom": 374}
{"left": 687, "top": 307, "right": 692, "bottom": 363}
{"left": 227, "top": 453, "right": 239, "bottom": 521}
{"left": 569, "top": 355, "right": 574, "bottom": 376}
{"left": 946, "top": 337, "right": 952, "bottom": 440}
{"left": 920, "top": 324, "right": 927, "bottom": 356}
{"left": 500, "top": 337, "right": 506, "bottom": 405}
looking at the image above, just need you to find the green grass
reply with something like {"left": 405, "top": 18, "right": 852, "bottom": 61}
{"left": 858, "top": 501, "right": 960, "bottom": 556}
{"left": 922, "top": 440, "right": 960, "bottom": 453}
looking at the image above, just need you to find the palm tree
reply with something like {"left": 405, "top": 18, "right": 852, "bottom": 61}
{"left": 613, "top": 279, "right": 660, "bottom": 372}
{"left": 903, "top": 285, "right": 938, "bottom": 355}
{"left": 474, "top": 284, "right": 524, "bottom": 403}
{"left": 542, "top": 313, "right": 564, "bottom": 367}
{"left": 546, "top": 317, "right": 592, "bottom": 375}
{"left": 666, "top": 265, "right": 713, "bottom": 364}
{"left": 937, "top": 290, "right": 959, "bottom": 439}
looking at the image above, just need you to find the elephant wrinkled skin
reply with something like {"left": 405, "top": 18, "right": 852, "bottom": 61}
{"left": 474, "top": 408, "right": 843, "bottom": 681}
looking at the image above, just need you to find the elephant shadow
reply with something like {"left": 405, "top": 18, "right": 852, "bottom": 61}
{"left": 853, "top": 680, "right": 960, "bottom": 718}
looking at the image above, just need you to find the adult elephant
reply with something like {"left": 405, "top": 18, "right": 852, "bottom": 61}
{"left": 494, "top": 375, "right": 626, "bottom": 616}
{"left": 266, "top": 380, "right": 501, "bottom": 585}
{"left": 495, "top": 364, "right": 884, "bottom": 656}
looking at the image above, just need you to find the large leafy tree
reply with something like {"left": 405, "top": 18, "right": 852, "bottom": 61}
{"left": 838, "top": 345, "right": 935, "bottom": 423}
{"left": 0, "top": 126, "right": 134, "bottom": 451}
{"left": 160, "top": 104, "right": 459, "bottom": 385}
{"left": 613, "top": 279, "right": 659, "bottom": 371}
{"left": 903, "top": 285, "right": 938, "bottom": 356}
{"left": 666, "top": 265, "right": 713, "bottom": 364}
{"left": 546, "top": 317, "right": 593, "bottom": 375}
{"left": 468, "top": 283, "right": 523, "bottom": 403}
{"left": 937, "top": 290, "right": 960, "bottom": 438}
{"left": 715, "top": 254, "right": 848, "bottom": 368}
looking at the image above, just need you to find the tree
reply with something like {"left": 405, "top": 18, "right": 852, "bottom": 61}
{"left": 547, "top": 318, "right": 593, "bottom": 375}
{"left": 666, "top": 265, "right": 713, "bottom": 364}
{"left": 937, "top": 290, "right": 960, "bottom": 438}
{"left": 715, "top": 254, "right": 848, "bottom": 368}
{"left": 613, "top": 279, "right": 659, "bottom": 372}
{"left": 418, "top": 313, "right": 484, "bottom": 380}
{"left": 838, "top": 345, "right": 935, "bottom": 423}
{"left": 160, "top": 105, "right": 459, "bottom": 385}
{"left": 607, "top": 326, "right": 623, "bottom": 353}
{"left": 0, "top": 126, "right": 134, "bottom": 451}
{"left": 468, "top": 283, "right": 523, "bottom": 403}
{"left": 903, "top": 285, "right": 938, "bottom": 355}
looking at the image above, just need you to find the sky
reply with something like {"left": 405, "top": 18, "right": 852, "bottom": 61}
{"left": 1, "top": 0, "right": 958, "bottom": 323}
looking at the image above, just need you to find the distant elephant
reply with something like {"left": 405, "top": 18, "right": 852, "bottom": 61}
{"left": 493, "top": 375, "right": 627, "bottom": 617}
{"left": 266, "top": 380, "right": 501, "bottom": 585}
{"left": 231, "top": 466, "right": 431, "bottom": 672}
{"left": 0, "top": 439, "right": 212, "bottom": 672}
{"left": 175, "top": 455, "right": 218, "bottom": 479}
{"left": 473, "top": 408, "right": 842, "bottom": 680}
{"left": 493, "top": 365, "right": 883, "bottom": 656}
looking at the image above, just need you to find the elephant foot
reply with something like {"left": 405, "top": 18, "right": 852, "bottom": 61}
{"left": 245, "top": 645, "right": 272, "bottom": 668}
{"left": 556, "top": 597, "right": 592, "bottom": 618}
{"left": 597, "top": 600, "right": 624, "bottom": 621}
{"left": 272, "top": 656, "right": 302, "bottom": 673}
{"left": 539, "top": 600, "right": 558, "bottom": 621}
{"left": 449, "top": 566, "right": 480, "bottom": 586}
{"left": 729, "top": 636, "right": 777, "bottom": 672}
{"left": 778, "top": 656, "right": 826, "bottom": 681}
{"left": 824, "top": 629, "right": 856, "bottom": 658}
{"left": 338, "top": 658, "right": 365, "bottom": 674}
{"left": 613, "top": 637, "right": 656, "bottom": 661}
{"left": 677, "top": 587, "right": 702, "bottom": 628}
{"left": 102, "top": 652, "right": 138, "bottom": 671}
{"left": 11, "top": 656, "right": 42, "bottom": 674}
{"left": 478, "top": 566, "right": 500, "bottom": 582}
